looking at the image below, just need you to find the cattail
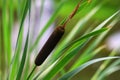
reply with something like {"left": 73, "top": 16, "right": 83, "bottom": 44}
{"left": 35, "top": 26, "right": 65, "bottom": 66}
{"left": 35, "top": 1, "right": 82, "bottom": 66}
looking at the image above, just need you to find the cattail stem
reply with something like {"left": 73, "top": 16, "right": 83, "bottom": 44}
{"left": 27, "top": 66, "right": 37, "bottom": 80}
{"left": 62, "top": 0, "right": 82, "bottom": 28}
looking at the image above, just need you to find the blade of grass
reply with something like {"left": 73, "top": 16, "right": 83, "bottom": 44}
{"left": 9, "top": 0, "right": 30, "bottom": 79}
{"left": 59, "top": 57, "right": 120, "bottom": 80}
{"left": 36, "top": 28, "right": 107, "bottom": 80}
{"left": 16, "top": 0, "right": 31, "bottom": 79}
{"left": 93, "top": 10, "right": 120, "bottom": 31}
{"left": 9, "top": 28, "right": 23, "bottom": 80}
{"left": 2, "top": 0, "right": 9, "bottom": 65}
{"left": 0, "top": 12, "right": 6, "bottom": 80}
{"left": 101, "top": 66, "right": 120, "bottom": 78}
{"left": 91, "top": 49, "right": 119, "bottom": 80}
{"left": 0, "top": 18, "right": 1, "bottom": 79}
{"left": 7, "top": 0, "right": 14, "bottom": 66}
{"left": 2, "top": 0, "right": 9, "bottom": 79}
{"left": 22, "top": 0, "right": 35, "bottom": 79}
{"left": 64, "top": 28, "right": 107, "bottom": 50}
{"left": 9, "top": 3, "right": 24, "bottom": 78}
{"left": 98, "top": 59, "right": 120, "bottom": 80}
{"left": 16, "top": 27, "right": 30, "bottom": 80}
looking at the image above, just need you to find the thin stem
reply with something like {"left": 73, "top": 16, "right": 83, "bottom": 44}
{"left": 62, "top": 0, "right": 82, "bottom": 28}
{"left": 27, "top": 66, "right": 37, "bottom": 80}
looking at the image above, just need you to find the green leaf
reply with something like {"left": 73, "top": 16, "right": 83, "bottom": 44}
{"left": 59, "top": 57, "right": 120, "bottom": 80}
{"left": 2, "top": 0, "right": 10, "bottom": 65}
{"left": 2, "top": 0, "right": 10, "bottom": 79}
{"left": 64, "top": 28, "right": 107, "bottom": 50}
{"left": 91, "top": 49, "right": 118, "bottom": 80}
{"left": 16, "top": 29, "right": 29, "bottom": 80}
{"left": 16, "top": 0, "right": 31, "bottom": 80}
{"left": 98, "top": 59, "right": 120, "bottom": 80}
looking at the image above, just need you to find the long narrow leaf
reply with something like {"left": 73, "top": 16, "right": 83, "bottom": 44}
{"left": 64, "top": 28, "right": 107, "bottom": 50}
{"left": 91, "top": 49, "right": 118, "bottom": 80}
{"left": 16, "top": 28, "right": 29, "bottom": 80}
{"left": 59, "top": 57, "right": 120, "bottom": 80}
{"left": 98, "top": 59, "right": 120, "bottom": 80}
{"left": 9, "top": 0, "right": 30, "bottom": 79}
{"left": 2, "top": 0, "right": 9, "bottom": 79}
{"left": 16, "top": 1, "right": 31, "bottom": 79}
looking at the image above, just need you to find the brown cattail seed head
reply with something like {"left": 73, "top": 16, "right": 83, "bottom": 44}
{"left": 35, "top": 26, "right": 65, "bottom": 66}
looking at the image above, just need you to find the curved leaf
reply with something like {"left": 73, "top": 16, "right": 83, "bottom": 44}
{"left": 59, "top": 57, "right": 120, "bottom": 80}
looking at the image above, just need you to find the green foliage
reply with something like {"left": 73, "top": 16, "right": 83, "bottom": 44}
{"left": 0, "top": 0, "right": 120, "bottom": 80}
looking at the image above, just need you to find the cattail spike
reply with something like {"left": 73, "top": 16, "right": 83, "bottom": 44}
{"left": 35, "top": 26, "right": 65, "bottom": 66}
